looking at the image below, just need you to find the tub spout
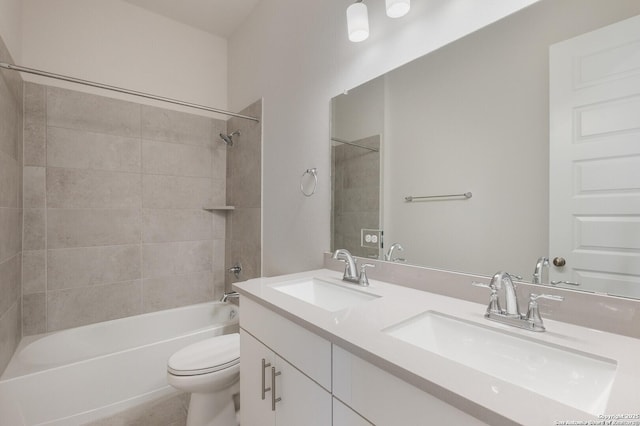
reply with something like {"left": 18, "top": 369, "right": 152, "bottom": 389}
{"left": 220, "top": 291, "right": 240, "bottom": 302}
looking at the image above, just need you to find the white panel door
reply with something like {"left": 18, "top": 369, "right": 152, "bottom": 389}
{"left": 549, "top": 14, "right": 640, "bottom": 297}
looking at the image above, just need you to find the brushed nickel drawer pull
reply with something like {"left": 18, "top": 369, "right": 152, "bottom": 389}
{"left": 271, "top": 366, "right": 282, "bottom": 411}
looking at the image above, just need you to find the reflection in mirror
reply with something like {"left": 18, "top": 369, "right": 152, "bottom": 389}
{"left": 331, "top": 77, "right": 384, "bottom": 259}
{"left": 330, "top": 0, "right": 640, "bottom": 299}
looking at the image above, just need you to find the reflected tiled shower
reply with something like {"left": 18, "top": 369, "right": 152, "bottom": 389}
{"left": 331, "top": 135, "right": 381, "bottom": 259}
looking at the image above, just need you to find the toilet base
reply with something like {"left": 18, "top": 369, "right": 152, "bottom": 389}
{"left": 186, "top": 381, "right": 239, "bottom": 426}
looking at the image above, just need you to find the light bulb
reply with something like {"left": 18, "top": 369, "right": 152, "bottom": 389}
{"left": 347, "top": 1, "right": 369, "bottom": 42}
{"left": 386, "top": 0, "right": 410, "bottom": 18}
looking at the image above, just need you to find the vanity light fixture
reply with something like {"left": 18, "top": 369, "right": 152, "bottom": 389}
{"left": 347, "top": 0, "right": 411, "bottom": 42}
{"left": 386, "top": 0, "right": 410, "bottom": 18}
{"left": 347, "top": 0, "right": 370, "bottom": 42}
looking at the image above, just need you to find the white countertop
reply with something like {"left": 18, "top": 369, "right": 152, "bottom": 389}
{"left": 234, "top": 269, "right": 640, "bottom": 426}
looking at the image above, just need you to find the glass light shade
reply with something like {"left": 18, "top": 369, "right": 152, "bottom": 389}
{"left": 346, "top": 2, "right": 369, "bottom": 42}
{"left": 386, "top": 0, "right": 410, "bottom": 18}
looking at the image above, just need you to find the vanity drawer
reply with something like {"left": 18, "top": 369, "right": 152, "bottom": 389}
{"left": 332, "top": 345, "right": 488, "bottom": 425}
{"left": 240, "top": 296, "right": 332, "bottom": 390}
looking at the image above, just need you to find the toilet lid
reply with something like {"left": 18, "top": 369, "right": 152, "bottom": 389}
{"left": 168, "top": 333, "right": 240, "bottom": 376}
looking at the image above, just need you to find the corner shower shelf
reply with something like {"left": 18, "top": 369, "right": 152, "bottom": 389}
{"left": 203, "top": 206, "right": 235, "bottom": 212}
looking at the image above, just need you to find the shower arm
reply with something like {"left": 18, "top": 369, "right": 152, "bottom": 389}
{"left": 0, "top": 61, "right": 260, "bottom": 123}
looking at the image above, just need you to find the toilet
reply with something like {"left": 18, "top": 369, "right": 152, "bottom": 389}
{"left": 167, "top": 333, "right": 240, "bottom": 426}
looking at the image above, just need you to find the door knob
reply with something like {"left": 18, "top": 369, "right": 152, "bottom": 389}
{"left": 552, "top": 257, "right": 566, "bottom": 267}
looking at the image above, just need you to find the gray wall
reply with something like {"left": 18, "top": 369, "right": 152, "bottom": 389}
{"left": 22, "top": 83, "right": 229, "bottom": 334}
{"left": 0, "top": 35, "right": 23, "bottom": 375}
{"left": 225, "top": 100, "right": 262, "bottom": 288}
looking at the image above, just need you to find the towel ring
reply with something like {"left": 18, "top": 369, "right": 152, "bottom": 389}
{"left": 300, "top": 168, "right": 318, "bottom": 197}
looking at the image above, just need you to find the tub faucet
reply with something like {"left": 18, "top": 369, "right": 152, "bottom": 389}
{"left": 220, "top": 291, "right": 240, "bottom": 302}
{"left": 532, "top": 256, "right": 549, "bottom": 284}
{"left": 332, "top": 249, "right": 374, "bottom": 286}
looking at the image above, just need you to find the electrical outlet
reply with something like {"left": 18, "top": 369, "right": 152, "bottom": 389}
{"left": 361, "top": 229, "right": 383, "bottom": 249}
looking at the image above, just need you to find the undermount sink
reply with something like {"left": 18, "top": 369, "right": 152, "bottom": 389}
{"left": 271, "top": 278, "right": 379, "bottom": 312}
{"left": 384, "top": 311, "right": 617, "bottom": 415}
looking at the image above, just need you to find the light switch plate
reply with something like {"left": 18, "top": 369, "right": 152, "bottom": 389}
{"left": 361, "top": 229, "right": 383, "bottom": 249}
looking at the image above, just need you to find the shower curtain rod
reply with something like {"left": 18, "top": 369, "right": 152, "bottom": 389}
{"left": 0, "top": 61, "right": 260, "bottom": 123}
{"left": 331, "top": 137, "right": 379, "bottom": 152}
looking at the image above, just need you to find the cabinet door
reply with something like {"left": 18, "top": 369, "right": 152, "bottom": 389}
{"left": 274, "top": 355, "right": 332, "bottom": 426}
{"left": 240, "top": 330, "right": 276, "bottom": 426}
{"left": 333, "top": 397, "right": 373, "bottom": 426}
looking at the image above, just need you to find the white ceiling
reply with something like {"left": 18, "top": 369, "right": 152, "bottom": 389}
{"left": 122, "top": 0, "right": 261, "bottom": 38}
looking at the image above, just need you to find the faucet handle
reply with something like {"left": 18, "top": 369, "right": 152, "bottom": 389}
{"left": 550, "top": 280, "right": 580, "bottom": 286}
{"left": 472, "top": 281, "right": 501, "bottom": 314}
{"left": 526, "top": 293, "right": 564, "bottom": 331}
{"left": 529, "top": 293, "right": 564, "bottom": 302}
{"left": 358, "top": 263, "right": 375, "bottom": 287}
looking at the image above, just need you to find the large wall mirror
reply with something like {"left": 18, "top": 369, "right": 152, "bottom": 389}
{"left": 330, "top": 0, "right": 640, "bottom": 299}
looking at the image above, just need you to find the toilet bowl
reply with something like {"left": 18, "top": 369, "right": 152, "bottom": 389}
{"left": 167, "top": 333, "right": 240, "bottom": 426}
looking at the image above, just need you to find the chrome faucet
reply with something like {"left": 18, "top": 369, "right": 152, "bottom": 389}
{"left": 332, "top": 249, "right": 375, "bottom": 286}
{"left": 532, "top": 256, "right": 549, "bottom": 284}
{"left": 220, "top": 291, "right": 240, "bottom": 302}
{"left": 494, "top": 271, "right": 520, "bottom": 317}
{"left": 532, "top": 256, "right": 581, "bottom": 287}
{"left": 384, "top": 243, "right": 405, "bottom": 262}
{"left": 472, "top": 271, "right": 564, "bottom": 332}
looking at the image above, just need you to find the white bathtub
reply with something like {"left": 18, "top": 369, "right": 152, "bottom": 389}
{"left": 0, "top": 302, "right": 239, "bottom": 425}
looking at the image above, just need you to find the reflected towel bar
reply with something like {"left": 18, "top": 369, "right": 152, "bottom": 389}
{"left": 405, "top": 192, "right": 472, "bottom": 202}
{"left": 331, "top": 137, "right": 379, "bottom": 152}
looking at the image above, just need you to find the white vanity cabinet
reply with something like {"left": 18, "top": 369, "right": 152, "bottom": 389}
{"left": 239, "top": 297, "right": 332, "bottom": 426}
{"left": 332, "top": 346, "right": 488, "bottom": 426}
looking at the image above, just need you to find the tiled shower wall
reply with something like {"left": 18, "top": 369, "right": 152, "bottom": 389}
{"left": 225, "top": 100, "right": 262, "bottom": 288}
{"left": 22, "top": 83, "right": 229, "bottom": 334}
{"left": 332, "top": 135, "right": 380, "bottom": 258}
{"left": 0, "top": 37, "right": 23, "bottom": 374}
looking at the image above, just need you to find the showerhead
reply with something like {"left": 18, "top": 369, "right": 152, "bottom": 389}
{"left": 219, "top": 130, "right": 240, "bottom": 146}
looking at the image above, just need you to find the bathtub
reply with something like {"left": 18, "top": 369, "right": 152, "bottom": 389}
{"left": 0, "top": 301, "right": 239, "bottom": 425}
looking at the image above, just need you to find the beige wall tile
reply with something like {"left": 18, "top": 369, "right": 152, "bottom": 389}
{"left": 142, "top": 209, "right": 212, "bottom": 243}
{"left": 47, "top": 168, "right": 142, "bottom": 209}
{"left": 0, "top": 150, "right": 19, "bottom": 208}
{"left": 142, "top": 241, "right": 212, "bottom": 279}
{"left": 47, "top": 280, "right": 142, "bottom": 331}
{"left": 23, "top": 83, "right": 46, "bottom": 167}
{"left": 212, "top": 147, "right": 227, "bottom": 182}
{"left": 141, "top": 105, "right": 215, "bottom": 147}
{"left": 212, "top": 211, "right": 226, "bottom": 240}
{"left": 48, "top": 245, "right": 141, "bottom": 290}
{"left": 22, "top": 293, "right": 46, "bottom": 336}
{"left": 0, "top": 208, "right": 22, "bottom": 262}
{"left": 47, "top": 127, "right": 141, "bottom": 172}
{"left": 22, "top": 250, "right": 46, "bottom": 294}
{"left": 142, "top": 140, "right": 212, "bottom": 178}
{"left": 47, "top": 87, "right": 141, "bottom": 137}
{"left": 143, "top": 175, "right": 213, "bottom": 209}
{"left": 23, "top": 166, "right": 46, "bottom": 208}
{"left": 0, "top": 303, "right": 20, "bottom": 375}
{"left": 142, "top": 271, "right": 213, "bottom": 313}
{"left": 24, "top": 123, "right": 46, "bottom": 167}
{"left": 23, "top": 208, "right": 45, "bottom": 250}
{"left": 47, "top": 209, "right": 140, "bottom": 248}
{"left": 0, "top": 254, "right": 20, "bottom": 317}
{"left": 0, "top": 73, "right": 19, "bottom": 159}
